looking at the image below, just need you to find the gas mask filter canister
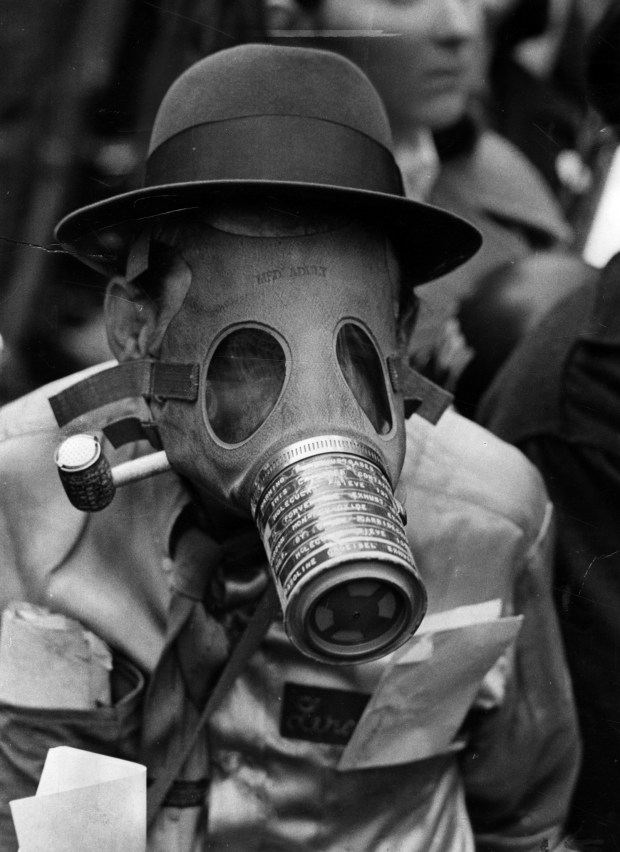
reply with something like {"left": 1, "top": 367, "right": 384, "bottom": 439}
{"left": 250, "top": 435, "right": 426, "bottom": 664}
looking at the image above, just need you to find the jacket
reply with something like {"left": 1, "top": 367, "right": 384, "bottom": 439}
{"left": 479, "top": 253, "right": 620, "bottom": 847}
{"left": 0, "top": 365, "right": 579, "bottom": 851}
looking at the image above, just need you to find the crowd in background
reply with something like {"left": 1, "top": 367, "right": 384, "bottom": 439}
{"left": 1, "top": 0, "right": 620, "bottom": 846}
{"left": 0, "top": 0, "right": 610, "bottom": 403}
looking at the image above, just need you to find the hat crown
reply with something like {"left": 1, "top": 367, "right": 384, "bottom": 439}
{"left": 149, "top": 43, "right": 394, "bottom": 156}
{"left": 55, "top": 43, "right": 481, "bottom": 282}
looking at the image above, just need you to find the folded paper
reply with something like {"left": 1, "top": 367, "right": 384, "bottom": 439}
{"left": 10, "top": 746, "right": 146, "bottom": 852}
{"left": 338, "top": 602, "right": 523, "bottom": 770}
{"left": 0, "top": 602, "right": 112, "bottom": 709}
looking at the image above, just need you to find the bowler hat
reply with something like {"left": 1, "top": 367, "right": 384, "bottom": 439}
{"left": 55, "top": 44, "right": 481, "bottom": 283}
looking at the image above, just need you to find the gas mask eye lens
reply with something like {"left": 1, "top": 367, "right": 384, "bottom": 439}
{"left": 206, "top": 328, "right": 286, "bottom": 443}
{"left": 336, "top": 323, "right": 392, "bottom": 435}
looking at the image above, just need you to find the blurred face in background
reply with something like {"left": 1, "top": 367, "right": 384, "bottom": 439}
{"left": 273, "top": 0, "right": 484, "bottom": 134}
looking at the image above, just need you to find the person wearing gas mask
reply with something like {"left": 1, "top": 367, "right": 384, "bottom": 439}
{"left": 0, "top": 44, "right": 578, "bottom": 852}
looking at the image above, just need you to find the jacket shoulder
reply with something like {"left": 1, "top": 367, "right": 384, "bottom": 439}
{"left": 0, "top": 366, "right": 182, "bottom": 663}
{"left": 402, "top": 408, "right": 551, "bottom": 610}
{"left": 405, "top": 407, "right": 549, "bottom": 536}
{"left": 0, "top": 365, "right": 121, "bottom": 611}
{"left": 434, "top": 130, "right": 570, "bottom": 244}
{"left": 0, "top": 375, "right": 87, "bottom": 610}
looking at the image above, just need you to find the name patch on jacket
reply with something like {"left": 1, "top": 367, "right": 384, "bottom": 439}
{"left": 280, "top": 682, "right": 370, "bottom": 745}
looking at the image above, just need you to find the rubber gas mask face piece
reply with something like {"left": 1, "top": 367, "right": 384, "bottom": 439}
{"left": 152, "top": 218, "right": 427, "bottom": 664}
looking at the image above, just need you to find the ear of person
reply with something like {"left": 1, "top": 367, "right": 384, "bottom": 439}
{"left": 397, "top": 297, "right": 419, "bottom": 352}
{"left": 104, "top": 277, "right": 160, "bottom": 362}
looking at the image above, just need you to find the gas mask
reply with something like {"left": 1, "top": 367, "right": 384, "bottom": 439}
{"left": 52, "top": 217, "right": 451, "bottom": 665}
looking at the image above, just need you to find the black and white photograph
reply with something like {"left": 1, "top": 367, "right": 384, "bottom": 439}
{"left": 0, "top": 2, "right": 617, "bottom": 850}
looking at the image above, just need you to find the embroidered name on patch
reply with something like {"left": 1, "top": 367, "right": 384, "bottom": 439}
{"left": 280, "top": 682, "right": 370, "bottom": 745}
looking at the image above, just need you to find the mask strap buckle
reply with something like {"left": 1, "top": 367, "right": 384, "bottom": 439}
{"left": 48, "top": 360, "right": 199, "bottom": 427}
{"left": 387, "top": 357, "right": 452, "bottom": 423}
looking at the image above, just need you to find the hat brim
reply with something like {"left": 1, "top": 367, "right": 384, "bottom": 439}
{"left": 55, "top": 180, "right": 481, "bottom": 285}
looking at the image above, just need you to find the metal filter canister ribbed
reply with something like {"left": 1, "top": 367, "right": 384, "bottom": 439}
{"left": 250, "top": 436, "right": 427, "bottom": 664}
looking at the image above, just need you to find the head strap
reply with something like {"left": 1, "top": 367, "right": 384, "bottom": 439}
{"left": 387, "top": 358, "right": 452, "bottom": 423}
{"left": 49, "top": 360, "right": 199, "bottom": 427}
